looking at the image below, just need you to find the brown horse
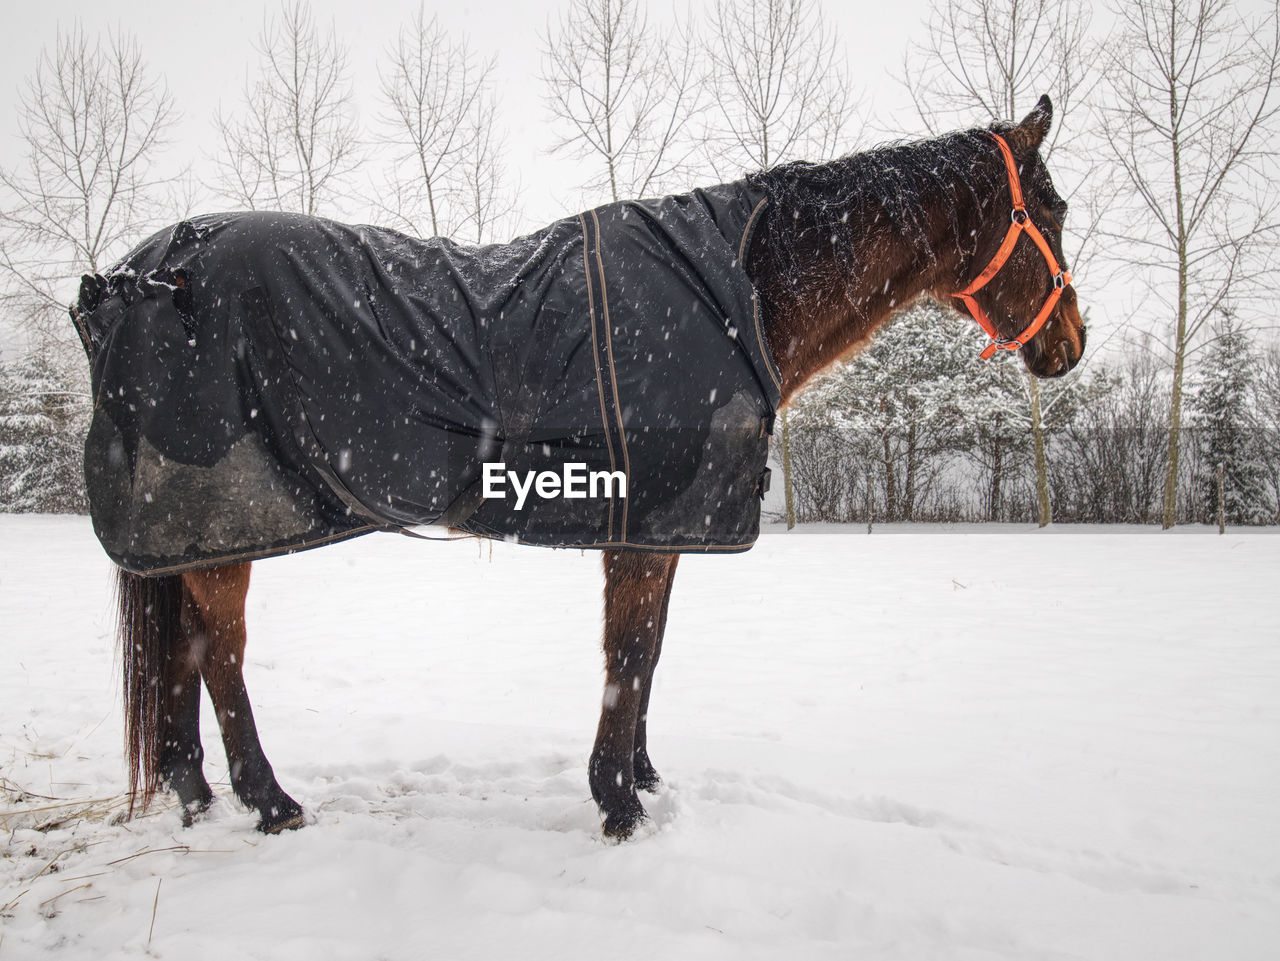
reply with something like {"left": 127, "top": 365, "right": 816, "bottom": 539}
{"left": 103, "top": 98, "right": 1083, "bottom": 840}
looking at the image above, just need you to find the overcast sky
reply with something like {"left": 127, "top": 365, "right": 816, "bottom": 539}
{"left": 0, "top": 0, "right": 943, "bottom": 231}
{"left": 2, "top": 0, "right": 1274, "bottom": 362}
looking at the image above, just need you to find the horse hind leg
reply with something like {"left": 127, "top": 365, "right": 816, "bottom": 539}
{"left": 181, "top": 562, "right": 304, "bottom": 834}
{"left": 591, "top": 550, "right": 679, "bottom": 839}
{"left": 117, "top": 568, "right": 213, "bottom": 822}
{"left": 631, "top": 554, "right": 678, "bottom": 794}
{"left": 159, "top": 616, "right": 215, "bottom": 823}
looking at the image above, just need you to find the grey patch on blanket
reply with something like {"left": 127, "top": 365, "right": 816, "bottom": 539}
{"left": 86, "top": 415, "right": 368, "bottom": 573}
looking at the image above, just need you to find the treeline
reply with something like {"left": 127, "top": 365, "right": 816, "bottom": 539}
{"left": 4, "top": 302, "right": 1280, "bottom": 523}
{"left": 784, "top": 303, "right": 1280, "bottom": 526}
{"left": 1, "top": 0, "right": 1278, "bottom": 525}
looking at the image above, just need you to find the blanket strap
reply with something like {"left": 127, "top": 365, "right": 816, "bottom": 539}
{"left": 757, "top": 467, "right": 772, "bottom": 499}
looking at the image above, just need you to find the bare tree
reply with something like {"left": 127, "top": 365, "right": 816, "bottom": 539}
{"left": 374, "top": 6, "right": 495, "bottom": 238}
{"left": 1098, "top": 0, "right": 1280, "bottom": 528}
{"left": 903, "top": 0, "right": 1095, "bottom": 154}
{"left": 213, "top": 1, "right": 359, "bottom": 216}
{"left": 542, "top": 0, "right": 704, "bottom": 202}
{"left": 902, "top": 0, "right": 1100, "bottom": 527}
{"left": 0, "top": 26, "right": 175, "bottom": 367}
{"left": 1049, "top": 349, "right": 1172, "bottom": 523}
{"left": 705, "top": 0, "right": 858, "bottom": 528}
{"left": 704, "top": 0, "right": 855, "bottom": 175}
{"left": 456, "top": 92, "right": 518, "bottom": 244}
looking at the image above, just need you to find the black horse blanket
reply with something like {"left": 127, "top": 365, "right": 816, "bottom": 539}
{"left": 73, "top": 183, "right": 781, "bottom": 574}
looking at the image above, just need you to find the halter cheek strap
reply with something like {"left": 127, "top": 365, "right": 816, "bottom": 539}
{"left": 953, "top": 133, "right": 1073, "bottom": 360}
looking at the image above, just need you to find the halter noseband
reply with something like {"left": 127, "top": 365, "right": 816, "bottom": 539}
{"left": 953, "top": 133, "right": 1073, "bottom": 360}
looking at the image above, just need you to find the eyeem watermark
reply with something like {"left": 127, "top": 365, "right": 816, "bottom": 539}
{"left": 482, "top": 463, "right": 627, "bottom": 510}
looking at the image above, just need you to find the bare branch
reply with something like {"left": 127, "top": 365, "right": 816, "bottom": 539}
{"left": 0, "top": 24, "right": 175, "bottom": 368}
{"left": 210, "top": 1, "right": 359, "bottom": 216}
{"left": 542, "top": 0, "right": 705, "bottom": 202}
{"left": 369, "top": 5, "right": 495, "bottom": 238}
{"left": 456, "top": 91, "right": 520, "bottom": 245}
{"left": 705, "top": 0, "right": 858, "bottom": 174}
{"left": 1095, "top": 0, "right": 1280, "bottom": 527}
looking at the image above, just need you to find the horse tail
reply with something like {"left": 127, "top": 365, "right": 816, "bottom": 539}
{"left": 115, "top": 566, "right": 184, "bottom": 813}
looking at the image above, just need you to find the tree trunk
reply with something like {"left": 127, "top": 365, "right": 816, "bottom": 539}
{"left": 866, "top": 471, "right": 873, "bottom": 534}
{"left": 988, "top": 414, "right": 1003, "bottom": 522}
{"left": 1217, "top": 463, "right": 1225, "bottom": 534}
{"left": 1161, "top": 286, "right": 1188, "bottom": 529}
{"left": 882, "top": 432, "right": 897, "bottom": 522}
{"left": 1030, "top": 377, "right": 1052, "bottom": 526}
{"left": 904, "top": 419, "right": 917, "bottom": 522}
{"left": 1161, "top": 72, "right": 1190, "bottom": 531}
{"left": 425, "top": 176, "right": 439, "bottom": 237}
{"left": 779, "top": 406, "right": 796, "bottom": 529}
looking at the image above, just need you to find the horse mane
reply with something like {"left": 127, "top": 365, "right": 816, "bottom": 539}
{"left": 744, "top": 127, "right": 1013, "bottom": 300}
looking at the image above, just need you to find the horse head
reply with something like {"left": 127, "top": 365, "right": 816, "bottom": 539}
{"left": 948, "top": 96, "right": 1086, "bottom": 379}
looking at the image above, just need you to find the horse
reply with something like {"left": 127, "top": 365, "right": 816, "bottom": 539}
{"left": 73, "top": 97, "right": 1084, "bottom": 840}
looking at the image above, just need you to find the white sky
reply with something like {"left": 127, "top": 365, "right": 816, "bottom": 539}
{"left": 1, "top": 0, "right": 1274, "bottom": 361}
{"left": 0, "top": 0, "right": 935, "bottom": 230}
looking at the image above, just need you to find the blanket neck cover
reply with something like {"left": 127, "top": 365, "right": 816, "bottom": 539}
{"left": 74, "top": 183, "right": 781, "bottom": 574}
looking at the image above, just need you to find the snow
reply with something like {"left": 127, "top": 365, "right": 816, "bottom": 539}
{"left": 2, "top": 513, "right": 1278, "bottom": 960}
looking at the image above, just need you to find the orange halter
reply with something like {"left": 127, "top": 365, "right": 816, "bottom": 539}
{"left": 953, "top": 133, "right": 1073, "bottom": 360}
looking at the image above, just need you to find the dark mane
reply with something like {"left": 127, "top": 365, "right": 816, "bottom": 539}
{"left": 744, "top": 128, "right": 1009, "bottom": 295}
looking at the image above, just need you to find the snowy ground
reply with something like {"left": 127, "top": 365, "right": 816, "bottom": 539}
{"left": 1, "top": 514, "right": 1278, "bottom": 960}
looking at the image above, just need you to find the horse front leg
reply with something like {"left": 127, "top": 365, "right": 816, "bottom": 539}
{"left": 181, "top": 563, "right": 304, "bottom": 834}
{"left": 591, "top": 550, "right": 679, "bottom": 839}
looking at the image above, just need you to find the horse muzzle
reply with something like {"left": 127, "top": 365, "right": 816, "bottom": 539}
{"left": 1024, "top": 296, "right": 1086, "bottom": 378}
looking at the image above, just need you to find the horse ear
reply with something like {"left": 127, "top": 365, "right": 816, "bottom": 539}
{"left": 1010, "top": 95, "right": 1053, "bottom": 152}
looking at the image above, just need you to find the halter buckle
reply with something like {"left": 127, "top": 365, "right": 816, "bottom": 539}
{"left": 979, "top": 338, "right": 1021, "bottom": 360}
{"left": 1011, "top": 207, "right": 1029, "bottom": 225}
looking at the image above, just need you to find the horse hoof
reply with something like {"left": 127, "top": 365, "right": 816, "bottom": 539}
{"left": 257, "top": 801, "right": 305, "bottom": 834}
{"left": 179, "top": 795, "right": 214, "bottom": 828}
{"left": 259, "top": 811, "right": 305, "bottom": 834}
{"left": 601, "top": 799, "right": 648, "bottom": 841}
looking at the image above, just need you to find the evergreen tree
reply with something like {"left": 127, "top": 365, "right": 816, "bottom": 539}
{"left": 788, "top": 302, "right": 973, "bottom": 522}
{"left": 0, "top": 354, "right": 89, "bottom": 513}
{"left": 952, "top": 345, "right": 1036, "bottom": 522}
{"left": 1188, "top": 318, "right": 1267, "bottom": 525}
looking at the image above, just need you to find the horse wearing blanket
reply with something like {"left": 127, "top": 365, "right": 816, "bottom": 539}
{"left": 72, "top": 99, "right": 1084, "bottom": 838}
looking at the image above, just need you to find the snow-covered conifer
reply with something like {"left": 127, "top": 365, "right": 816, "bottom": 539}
{"left": 1188, "top": 318, "right": 1269, "bottom": 526}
